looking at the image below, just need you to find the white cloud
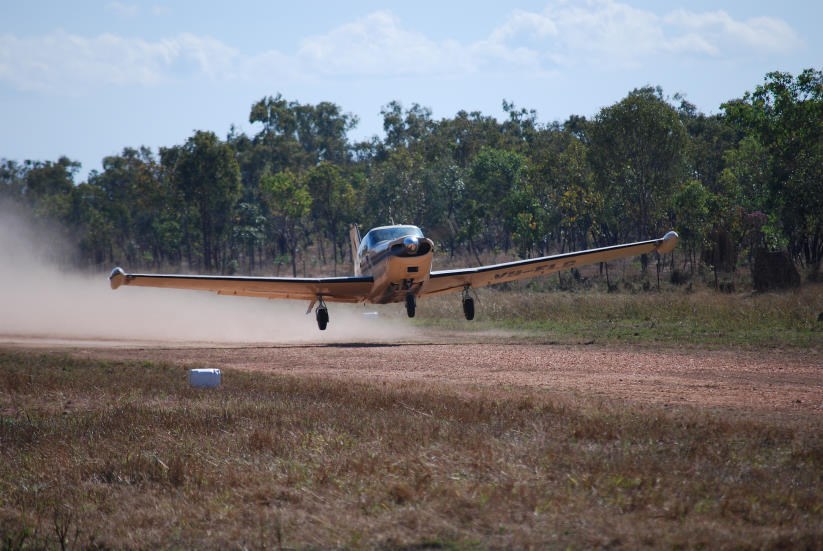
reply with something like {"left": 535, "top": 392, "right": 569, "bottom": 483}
{"left": 296, "top": 9, "right": 552, "bottom": 78}
{"left": 0, "top": 3, "right": 802, "bottom": 96}
{"left": 297, "top": 11, "right": 469, "bottom": 76}
{"left": 664, "top": 9, "right": 802, "bottom": 54}
{"left": 489, "top": 9, "right": 558, "bottom": 43}
{"left": 105, "top": 2, "right": 139, "bottom": 19}
{"left": 664, "top": 33, "right": 719, "bottom": 56}
{"left": 536, "top": 0, "right": 665, "bottom": 67}
{"left": 484, "top": 0, "right": 802, "bottom": 68}
{"left": 151, "top": 5, "right": 172, "bottom": 17}
{"left": 0, "top": 31, "right": 239, "bottom": 94}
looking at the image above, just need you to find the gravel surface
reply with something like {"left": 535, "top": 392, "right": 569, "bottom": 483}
{"left": 4, "top": 332, "right": 820, "bottom": 418}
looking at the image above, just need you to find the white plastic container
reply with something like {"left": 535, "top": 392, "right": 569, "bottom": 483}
{"left": 188, "top": 368, "right": 222, "bottom": 388}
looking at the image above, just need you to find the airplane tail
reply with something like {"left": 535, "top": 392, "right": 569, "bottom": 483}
{"left": 349, "top": 224, "right": 362, "bottom": 276}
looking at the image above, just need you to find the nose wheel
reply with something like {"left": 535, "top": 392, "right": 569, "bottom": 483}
{"left": 405, "top": 293, "right": 416, "bottom": 318}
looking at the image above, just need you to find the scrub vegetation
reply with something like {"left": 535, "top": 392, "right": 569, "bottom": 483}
{"left": 1, "top": 349, "right": 821, "bottom": 549}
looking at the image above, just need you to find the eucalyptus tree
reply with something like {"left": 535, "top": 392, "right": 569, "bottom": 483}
{"left": 588, "top": 87, "right": 687, "bottom": 243}
{"left": 261, "top": 170, "right": 312, "bottom": 277}
{"left": 362, "top": 148, "right": 452, "bottom": 240}
{"left": 380, "top": 101, "right": 435, "bottom": 152}
{"left": 501, "top": 99, "right": 539, "bottom": 153}
{"left": 676, "top": 97, "right": 738, "bottom": 194}
{"left": 723, "top": 69, "right": 823, "bottom": 267}
{"left": 304, "top": 162, "right": 356, "bottom": 273}
{"left": 87, "top": 147, "right": 173, "bottom": 267}
{"left": 164, "top": 131, "right": 242, "bottom": 272}
{"left": 0, "top": 159, "right": 25, "bottom": 201}
{"left": 462, "top": 147, "right": 528, "bottom": 255}
{"left": 671, "top": 180, "right": 715, "bottom": 272}
{"left": 231, "top": 201, "right": 267, "bottom": 274}
{"left": 433, "top": 110, "right": 505, "bottom": 168}
{"left": 249, "top": 94, "right": 308, "bottom": 172}
{"left": 19, "top": 157, "right": 79, "bottom": 222}
{"left": 250, "top": 94, "right": 357, "bottom": 171}
{"left": 294, "top": 101, "right": 358, "bottom": 165}
{"left": 528, "top": 127, "right": 597, "bottom": 254}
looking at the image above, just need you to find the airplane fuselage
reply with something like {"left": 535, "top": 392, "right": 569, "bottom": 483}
{"left": 356, "top": 225, "right": 434, "bottom": 304}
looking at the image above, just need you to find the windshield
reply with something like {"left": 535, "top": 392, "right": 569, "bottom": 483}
{"left": 359, "top": 225, "right": 423, "bottom": 255}
{"left": 367, "top": 226, "right": 423, "bottom": 244}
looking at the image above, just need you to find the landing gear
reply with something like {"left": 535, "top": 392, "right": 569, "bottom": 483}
{"left": 462, "top": 286, "right": 475, "bottom": 321}
{"left": 405, "top": 293, "right": 416, "bottom": 318}
{"left": 315, "top": 297, "right": 329, "bottom": 330}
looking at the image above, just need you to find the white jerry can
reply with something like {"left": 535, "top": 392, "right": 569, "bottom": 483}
{"left": 188, "top": 368, "right": 222, "bottom": 388}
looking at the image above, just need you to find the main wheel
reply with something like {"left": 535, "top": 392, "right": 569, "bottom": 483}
{"left": 462, "top": 297, "right": 475, "bottom": 320}
{"left": 405, "top": 294, "right": 416, "bottom": 318}
{"left": 316, "top": 307, "right": 329, "bottom": 330}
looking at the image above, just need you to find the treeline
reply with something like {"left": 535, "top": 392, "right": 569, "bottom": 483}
{"left": 1, "top": 69, "right": 821, "bottom": 283}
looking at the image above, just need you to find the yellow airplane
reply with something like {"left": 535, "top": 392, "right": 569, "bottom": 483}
{"left": 110, "top": 224, "right": 678, "bottom": 330}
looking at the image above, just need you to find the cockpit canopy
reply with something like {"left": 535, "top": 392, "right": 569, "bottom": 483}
{"left": 358, "top": 225, "right": 423, "bottom": 257}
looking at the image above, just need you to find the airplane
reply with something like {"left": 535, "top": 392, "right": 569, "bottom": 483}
{"left": 109, "top": 224, "right": 679, "bottom": 330}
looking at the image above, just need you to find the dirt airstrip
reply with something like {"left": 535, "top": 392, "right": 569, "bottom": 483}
{"left": 3, "top": 331, "right": 820, "bottom": 419}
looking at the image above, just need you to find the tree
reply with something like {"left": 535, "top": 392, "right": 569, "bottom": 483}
{"left": 588, "top": 87, "right": 687, "bottom": 243}
{"left": 461, "top": 147, "right": 528, "bottom": 255}
{"left": 433, "top": 110, "right": 504, "bottom": 168}
{"left": 166, "top": 131, "right": 242, "bottom": 271}
{"left": 380, "top": 101, "right": 434, "bottom": 151}
{"left": 231, "top": 201, "right": 267, "bottom": 274}
{"left": 304, "top": 162, "right": 356, "bottom": 273}
{"left": 723, "top": 69, "right": 823, "bottom": 267}
{"left": 294, "top": 101, "right": 357, "bottom": 165}
{"left": 501, "top": 99, "right": 539, "bottom": 152}
{"left": 363, "top": 149, "right": 444, "bottom": 231}
{"left": 71, "top": 182, "right": 117, "bottom": 266}
{"left": 676, "top": 98, "right": 737, "bottom": 194}
{"left": 529, "top": 130, "right": 598, "bottom": 253}
{"left": 86, "top": 147, "right": 173, "bottom": 267}
{"left": 21, "top": 157, "right": 79, "bottom": 223}
{"left": 250, "top": 94, "right": 357, "bottom": 171}
{"left": 0, "top": 159, "right": 26, "bottom": 201}
{"left": 261, "top": 170, "right": 312, "bottom": 277}
{"left": 672, "top": 180, "right": 714, "bottom": 272}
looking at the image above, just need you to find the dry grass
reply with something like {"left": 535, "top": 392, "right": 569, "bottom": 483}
{"left": 1, "top": 349, "right": 822, "bottom": 549}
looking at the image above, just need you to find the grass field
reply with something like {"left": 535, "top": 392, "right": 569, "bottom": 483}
{"left": 1, "top": 345, "right": 821, "bottom": 549}
{"left": 416, "top": 285, "right": 823, "bottom": 349}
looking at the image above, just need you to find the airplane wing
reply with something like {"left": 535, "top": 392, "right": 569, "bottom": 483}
{"left": 421, "top": 231, "right": 679, "bottom": 296}
{"left": 109, "top": 268, "right": 374, "bottom": 303}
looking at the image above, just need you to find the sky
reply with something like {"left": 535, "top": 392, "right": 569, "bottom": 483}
{"left": 1, "top": 0, "right": 820, "bottom": 181}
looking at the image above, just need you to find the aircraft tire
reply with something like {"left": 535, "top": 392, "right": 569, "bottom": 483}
{"left": 317, "top": 307, "right": 329, "bottom": 330}
{"left": 462, "top": 297, "right": 475, "bottom": 321}
{"left": 405, "top": 294, "right": 416, "bottom": 318}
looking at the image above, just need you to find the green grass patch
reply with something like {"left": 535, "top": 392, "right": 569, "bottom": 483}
{"left": 1, "top": 349, "right": 822, "bottom": 549}
{"left": 415, "top": 285, "right": 823, "bottom": 349}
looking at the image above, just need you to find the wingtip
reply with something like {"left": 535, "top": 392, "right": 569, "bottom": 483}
{"left": 657, "top": 231, "right": 679, "bottom": 254}
{"left": 109, "top": 267, "right": 126, "bottom": 290}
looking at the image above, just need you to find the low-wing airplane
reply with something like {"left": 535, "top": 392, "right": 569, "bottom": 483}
{"left": 110, "top": 224, "right": 678, "bottom": 330}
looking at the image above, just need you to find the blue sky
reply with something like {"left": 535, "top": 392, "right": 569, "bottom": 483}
{"left": 1, "top": 1, "right": 819, "bottom": 180}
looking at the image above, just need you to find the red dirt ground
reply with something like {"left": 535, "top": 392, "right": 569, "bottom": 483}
{"left": 3, "top": 332, "right": 820, "bottom": 419}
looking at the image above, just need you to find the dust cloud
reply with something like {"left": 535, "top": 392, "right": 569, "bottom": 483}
{"left": 0, "top": 207, "right": 419, "bottom": 346}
